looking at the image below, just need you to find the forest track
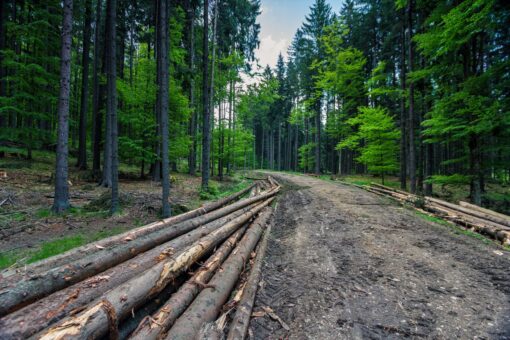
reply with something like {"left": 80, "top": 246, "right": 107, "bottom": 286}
{"left": 252, "top": 173, "right": 510, "bottom": 339}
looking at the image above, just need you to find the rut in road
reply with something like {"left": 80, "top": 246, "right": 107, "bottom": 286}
{"left": 251, "top": 173, "right": 510, "bottom": 339}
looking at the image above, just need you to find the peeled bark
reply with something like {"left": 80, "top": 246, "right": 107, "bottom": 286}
{"left": 0, "top": 184, "right": 254, "bottom": 284}
{"left": 227, "top": 223, "right": 272, "bottom": 340}
{"left": 129, "top": 225, "right": 248, "bottom": 340}
{"left": 0, "top": 186, "right": 274, "bottom": 316}
{"left": 35, "top": 198, "right": 275, "bottom": 340}
{"left": 164, "top": 208, "right": 273, "bottom": 340}
{"left": 459, "top": 201, "right": 510, "bottom": 225}
{"left": 0, "top": 205, "right": 258, "bottom": 339}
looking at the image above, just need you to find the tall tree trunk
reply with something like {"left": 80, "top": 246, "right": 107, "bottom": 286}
{"left": 407, "top": 0, "right": 417, "bottom": 194}
{"left": 92, "top": 0, "right": 103, "bottom": 175}
{"left": 101, "top": 0, "right": 112, "bottom": 188}
{"left": 52, "top": 0, "right": 73, "bottom": 213}
{"left": 277, "top": 123, "right": 281, "bottom": 171}
{"left": 0, "top": 0, "right": 7, "bottom": 129}
{"left": 106, "top": 0, "right": 119, "bottom": 213}
{"left": 201, "top": 0, "right": 211, "bottom": 190}
{"left": 399, "top": 10, "right": 407, "bottom": 190}
{"left": 77, "top": 0, "right": 92, "bottom": 170}
{"left": 186, "top": 2, "right": 196, "bottom": 176}
{"left": 158, "top": 0, "right": 170, "bottom": 218}
{"left": 314, "top": 102, "right": 320, "bottom": 174}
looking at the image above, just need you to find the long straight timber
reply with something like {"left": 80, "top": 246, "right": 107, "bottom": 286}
{"left": 0, "top": 187, "right": 276, "bottom": 317}
{"left": 34, "top": 196, "right": 276, "bottom": 340}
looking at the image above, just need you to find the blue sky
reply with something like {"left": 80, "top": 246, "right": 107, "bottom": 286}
{"left": 255, "top": 0, "right": 343, "bottom": 69}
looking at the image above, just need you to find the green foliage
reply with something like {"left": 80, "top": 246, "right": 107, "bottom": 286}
{"left": 425, "top": 174, "right": 471, "bottom": 186}
{"left": 339, "top": 106, "right": 400, "bottom": 177}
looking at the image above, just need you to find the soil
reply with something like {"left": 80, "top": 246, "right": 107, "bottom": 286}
{"left": 0, "top": 162, "right": 204, "bottom": 254}
{"left": 251, "top": 173, "right": 510, "bottom": 339}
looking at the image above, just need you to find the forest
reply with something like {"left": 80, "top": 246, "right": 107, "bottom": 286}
{"left": 0, "top": 0, "right": 509, "bottom": 215}
{"left": 1, "top": 1, "right": 510, "bottom": 339}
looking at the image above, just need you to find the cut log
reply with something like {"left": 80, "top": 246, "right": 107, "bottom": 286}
{"left": 227, "top": 222, "right": 272, "bottom": 340}
{"left": 370, "top": 183, "right": 510, "bottom": 229}
{"left": 129, "top": 225, "right": 248, "bottom": 340}
{"left": 164, "top": 208, "right": 273, "bottom": 340}
{"left": 0, "top": 188, "right": 277, "bottom": 316}
{"left": 459, "top": 201, "right": 510, "bottom": 223}
{"left": 35, "top": 197, "right": 276, "bottom": 340}
{"left": 0, "top": 204, "right": 257, "bottom": 339}
{"left": 0, "top": 183, "right": 255, "bottom": 282}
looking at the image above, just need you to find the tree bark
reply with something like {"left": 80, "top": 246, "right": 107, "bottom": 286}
{"left": 186, "top": 1, "right": 196, "bottom": 176}
{"left": 164, "top": 208, "right": 272, "bottom": 340}
{"left": 158, "top": 0, "right": 170, "bottom": 217}
{"left": 106, "top": 0, "right": 119, "bottom": 213}
{"left": 91, "top": 0, "right": 103, "bottom": 175}
{"left": 0, "top": 0, "right": 7, "bottom": 128}
{"left": 0, "top": 204, "right": 258, "bottom": 339}
{"left": 407, "top": 0, "right": 417, "bottom": 194}
{"left": 201, "top": 0, "right": 211, "bottom": 190}
{"left": 399, "top": 10, "right": 407, "bottom": 190}
{"left": 129, "top": 225, "right": 248, "bottom": 340}
{"left": 77, "top": 0, "right": 92, "bottom": 170}
{"left": 36, "top": 199, "right": 275, "bottom": 340}
{"left": 226, "top": 223, "right": 272, "bottom": 340}
{"left": 0, "top": 186, "right": 276, "bottom": 317}
{"left": 100, "top": 1, "right": 112, "bottom": 188}
{"left": 52, "top": 0, "right": 73, "bottom": 214}
{"left": 0, "top": 183, "right": 255, "bottom": 287}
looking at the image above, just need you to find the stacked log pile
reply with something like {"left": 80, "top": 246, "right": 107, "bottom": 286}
{"left": 365, "top": 183, "right": 510, "bottom": 246}
{"left": 0, "top": 177, "right": 280, "bottom": 340}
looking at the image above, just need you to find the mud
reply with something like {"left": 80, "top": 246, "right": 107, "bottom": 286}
{"left": 251, "top": 173, "right": 510, "bottom": 339}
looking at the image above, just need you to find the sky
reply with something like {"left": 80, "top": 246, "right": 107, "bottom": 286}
{"left": 255, "top": 0, "right": 343, "bottom": 70}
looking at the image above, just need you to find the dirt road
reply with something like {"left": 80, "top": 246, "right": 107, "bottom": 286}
{"left": 251, "top": 173, "right": 510, "bottom": 339}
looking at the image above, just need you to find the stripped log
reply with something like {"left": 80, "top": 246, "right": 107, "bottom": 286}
{"left": 164, "top": 208, "right": 273, "bottom": 340}
{"left": 227, "top": 223, "right": 272, "bottom": 340}
{"left": 0, "top": 188, "right": 276, "bottom": 317}
{"left": 370, "top": 183, "right": 510, "bottom": 228}
{"left": 129, "top": 225, "right": 248, "bottom": 340}
{"left": 35, "top": 197, "right": 276, "bottom": 340}
{"left": 366, "top": 184, "right": 510, "bottom": 245}
{"left": 0, "top": 183, "right": 255, "bottom": 283}
{"left": 459, "top": 201, "right": 510, "bottom": 223}
{"left": 426, "top": 196, "right": 510, "bottom": 228}
{"left": 0, "top": 204, "right": 258, "bottom": 340}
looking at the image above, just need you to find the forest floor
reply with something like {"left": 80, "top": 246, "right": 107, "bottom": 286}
{"left": 251, "top": 172, "right": 510, "bottom": 339}
{"left": 0, "top": 152, "right": 250, "bottom": 269}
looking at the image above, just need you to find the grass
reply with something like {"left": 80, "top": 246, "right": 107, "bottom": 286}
{"left": 27, "top": 235, "right": 86, "bottom": 263}
{"left": 0, "top": 226, "right": 129, "bottom": 270}
{"left": 200, "top": 175, "right": 252, "bottom": 201}
{"left": 413, "top": 210, "right": 508, "bottom": 249}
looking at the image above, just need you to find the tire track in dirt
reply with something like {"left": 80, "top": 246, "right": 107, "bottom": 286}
{"left": 251, "top": 173, "right": 510, "bottom": 339}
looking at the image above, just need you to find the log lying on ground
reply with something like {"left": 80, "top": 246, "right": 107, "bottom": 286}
{"left": 164, "top": 208, "right": 273, "bottom": 340}
{"left": 459, "top": 201, "right": 510, "bottom": 223}
{"left": 426, "top": 196, "right": 510, "bottom": 228}
{"left": 129, "top": 225, "right": 249, "bottom": 340}
{"left": 0, "top": 183, "right": 255, "bottom": 283}
{"left": 370, "top": 182, "right": 510, "bottom": 228}
{"left": 0, "top": 187, "right": 277, "bottom": 317}
{"left": 35, "top": 197, "right": 276, "bottom": 340}
{"left": 366, "top": 183, "right": 510, "bottom": 245}
{"left": 0, "top": 189, "right": 256, "bottom": 269}
{"left": 226, "top": 223, "right": 272, "bottom": 340}
{"left": 0, "top": 203, "right": 259, "bottom": 340}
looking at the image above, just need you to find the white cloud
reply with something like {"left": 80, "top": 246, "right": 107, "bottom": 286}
{"left": 257, "top": 34, "right": 288, "bottom": 69}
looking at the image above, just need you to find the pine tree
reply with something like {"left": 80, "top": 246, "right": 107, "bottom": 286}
{"left": 52, "top": 0, "right": 74, "bottom": 213}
